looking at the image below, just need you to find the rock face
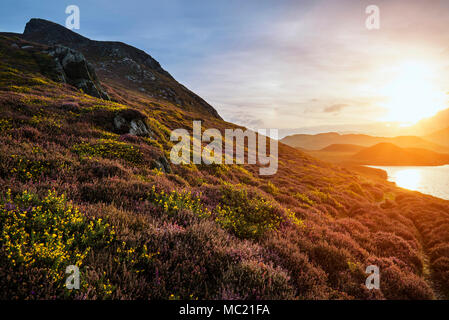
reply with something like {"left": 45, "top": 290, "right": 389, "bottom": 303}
{"left": 114, "top": 115, "right": 151, "bottom": 137}
{"left": 151, "top": 156, "right": 172, "bottom": 173}
{"left": 113, "top": 109, "right": 153, "bottom": 137}
{"left": 46, "top": 46, "right": 109, "bottom": 99}
{"left": 24, "top": 18, "right": 90, "bottom": 46}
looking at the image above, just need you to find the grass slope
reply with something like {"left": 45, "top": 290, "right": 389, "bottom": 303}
{"left": 1, "top": 34, "right": 449, "bottom": 300}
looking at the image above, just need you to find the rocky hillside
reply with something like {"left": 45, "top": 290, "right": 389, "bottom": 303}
{"left": 21, "top": 18, "right": 222, "bottom": 120}
{"left": 1, "top": 20, "right": 449, "bottom": 300}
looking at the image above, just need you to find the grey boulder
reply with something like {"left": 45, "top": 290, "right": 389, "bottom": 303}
{"left": 46, "top": 45, "right": 109, "bottom": 100}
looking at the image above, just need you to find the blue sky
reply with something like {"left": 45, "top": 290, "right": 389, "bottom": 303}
{"left": 2, "top": 0, "right": 449, "bottom": 136}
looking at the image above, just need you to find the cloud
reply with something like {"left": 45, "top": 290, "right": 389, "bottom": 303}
{"left": 323, "top": 104, "right": 349, "bottom": 113}
{"left": 3, "top": 0, "right": 449, "bottom": 133}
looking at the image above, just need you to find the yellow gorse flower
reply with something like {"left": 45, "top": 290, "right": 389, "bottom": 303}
{"left": 0, "top": 189, "right": 115, "bottom": 283}
{"left": 147, "top": 186, "right": 211, "bottom": 219}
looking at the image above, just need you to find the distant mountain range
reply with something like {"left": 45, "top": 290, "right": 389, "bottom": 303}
{"left": 281, "top": 122, "right": 449, "bottom": 166}
{"left": 320, "top": 144, "right": 367, "bottom": 153}
{"left": 352, "top": 143, "right": 449, "bottom": 166}
{"left": 303, "top": 142, "right": 449, "bottom": 166}
{"left": 425, "top": 126, "right": 449, "bottom": 146}
{"left": 280, "top": 131, "right": 449, "bottom": 152}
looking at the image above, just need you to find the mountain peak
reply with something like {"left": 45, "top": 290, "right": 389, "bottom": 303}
{"left": 24, "top": 18, "right": 89, "bottom": 45}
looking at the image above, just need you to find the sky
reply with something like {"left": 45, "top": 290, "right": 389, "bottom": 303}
{"left": 2, "top": 0, "right": 449, "bottom": 136}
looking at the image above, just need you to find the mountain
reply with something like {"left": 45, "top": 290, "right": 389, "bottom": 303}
{"left": 425, "top": 127, "right": 449, "bottom": 147}
{"left": 306, "top": 142, "right": 449, "bottom": 166}
{"left": 408, "top": 107, "right": 449, "bottom": 136}
{"left": 281, "top": 132, "right": 448, "bottom": 153}
{"left": 20, "top": 18, "right": 222, "bottom": 120}
{"left": 304, "top": 144, "right": 367, "bottom": 164}
{"left": 352, "top": 143, "right": 449, "bottom": 166}
{"left": 1, "top": 19, "right": 449, "bottom": 300}
{"left": 320, "top": 144, "right": 366, "bottom": 153}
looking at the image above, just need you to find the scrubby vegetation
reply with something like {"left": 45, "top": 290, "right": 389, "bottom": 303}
{"left": 0, "top": 190, "right": 114, "bottom": 282}
{"left": 1, "top": 34, "right": 449, "bottom": 300}
{"left": 73, "top": 139, "right": 143, "bottom": 164}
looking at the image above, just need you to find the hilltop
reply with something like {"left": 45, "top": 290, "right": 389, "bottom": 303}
{"left": 0, "top": 19, "right": 449, "bottom": 300}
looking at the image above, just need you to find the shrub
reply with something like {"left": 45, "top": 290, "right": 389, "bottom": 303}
{"left": 220, "top": 260, "right": 295, "bottom": 299}
{"left": 264, "top": 181, "right": 279, "bottom": 195}
{"left": 9, "top": 154, "right": 54, "bottom": 181}
{"left": 72, "top": 139, "right": 143, "bottom": 164}
{"left": 0, "top": 189, "right": 114, "bottom": 284}
{"left": 348, "top": 183, "right": 365, "bottom": 196}
{"left": 30, "top": 115, "right": 62, "bottom": 129}
{"left": 293, "top": 192, "right": 315, "bottom": 208}
{"left": 215, "top": 186, "right": 283, "bottom": 240}
{"left": 147, "top": 185, "right": 211, "bottom": 219}
{"left": 367, "top": 257, "right": 434, "bottom": 300}
{"left": 79, "top": 158, "right": 129, "bottom": 181}
{"left": 432, "top": 257, "right": 449, "bottom": 296}
{"left": 81, "top": 102, "right": 127, "bottom": 113}
{"left": 371, "top": 232, "right": 422, "bottom": 273}
{"left": 0, "top": 118, "right": 11, "bottom": 132}
{"left": 308, "top": 189, "right": 343, "bottom": 208}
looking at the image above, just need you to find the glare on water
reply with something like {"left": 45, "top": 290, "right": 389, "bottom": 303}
{"left": 393, "top": 169, "right": 421, "bottom": 190}
{"left": 367, "top": 165, "right": 449, "bottom": 200}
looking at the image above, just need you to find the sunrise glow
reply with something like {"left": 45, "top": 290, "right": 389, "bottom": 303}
{"left": 393, "top": 168, "right": 422, "bottom": 190}
{"left": 380, "top": 61, "right": 447, "bottom": 124}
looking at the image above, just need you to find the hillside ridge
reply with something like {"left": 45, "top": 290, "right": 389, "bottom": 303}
{"left": 19, "top": 18, "right": 222, "bottom": 120}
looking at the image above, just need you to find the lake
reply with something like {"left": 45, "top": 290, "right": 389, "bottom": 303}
{"left": 367, "top": 165, "right": 449, "bottom": 200}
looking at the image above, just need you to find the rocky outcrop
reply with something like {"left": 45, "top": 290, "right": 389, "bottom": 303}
{"left": 24, "top": 18, "right": 90, "bottom": 46}
{"left": 113, "top": 109, "right": 153, "bottom": 137}
{"left": 45, "top": 46, "right": 109, "bottom": 99}
{"left": 151, "top": 156, "right": 172, "bottom": 173}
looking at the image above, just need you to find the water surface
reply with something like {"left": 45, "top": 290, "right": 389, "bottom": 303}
{"left": 367, "top": 165, "right": 449, "bottom": 200}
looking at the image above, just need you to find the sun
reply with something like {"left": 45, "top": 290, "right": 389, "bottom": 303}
{"left": 380, "top": 60, "right": 447, "bottom": 125}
